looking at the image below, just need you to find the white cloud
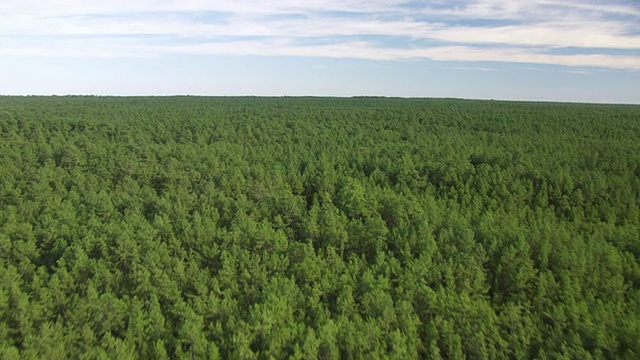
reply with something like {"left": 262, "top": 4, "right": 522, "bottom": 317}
{"left": 423, "top": 0, "right": 640, "bottom": 19}
{"left": 0, "top": 0, "right": 399, "bottom": 15}
{"left": 1, "top": 0, "right": 639, "bottom": 70}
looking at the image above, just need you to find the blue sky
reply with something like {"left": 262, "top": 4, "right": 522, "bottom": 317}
{"left": 1, "top": 0, "right": 639, "bottom": 103}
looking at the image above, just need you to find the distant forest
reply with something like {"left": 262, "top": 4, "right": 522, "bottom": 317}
{"left": 1, "top": 96, "right": 639, "bottom": 359}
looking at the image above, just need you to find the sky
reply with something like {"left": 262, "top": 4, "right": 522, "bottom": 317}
{"left": 1, "top": 0, "right": 639, "bottom": 103}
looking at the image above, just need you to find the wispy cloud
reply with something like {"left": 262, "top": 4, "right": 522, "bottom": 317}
{"left": 1, "top": 0, "right": 639, "bottom": 69}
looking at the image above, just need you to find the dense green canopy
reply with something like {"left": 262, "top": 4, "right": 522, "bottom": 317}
{"left": 1, "top": 96, "right": 639, "bottom": 359}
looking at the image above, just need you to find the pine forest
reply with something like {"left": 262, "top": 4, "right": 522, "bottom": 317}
{"left": 1, "top": 96, "right": 639, "bottom": 359}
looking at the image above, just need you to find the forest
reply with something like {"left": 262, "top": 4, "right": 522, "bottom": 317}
{"left": 0, "top": 96, "right": 639, "bottom": 359}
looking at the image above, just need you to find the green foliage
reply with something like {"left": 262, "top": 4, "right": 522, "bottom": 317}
{"left": 1, "top": 96, "right": 639, "bottom": 358}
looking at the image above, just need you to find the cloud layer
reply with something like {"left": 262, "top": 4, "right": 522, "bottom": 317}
{"left": 2, "top": 0, "right": 639, "bottom": 69}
